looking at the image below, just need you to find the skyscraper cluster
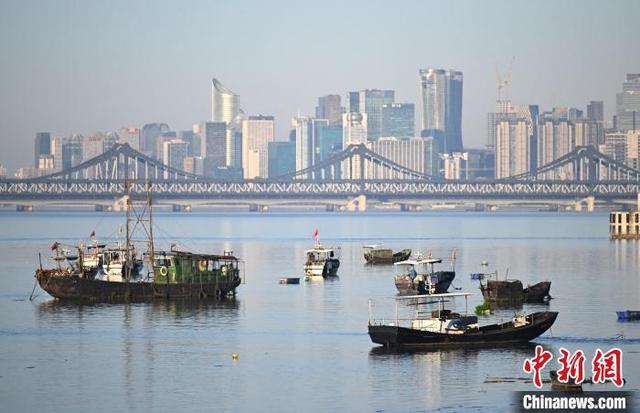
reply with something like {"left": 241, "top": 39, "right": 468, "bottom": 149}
{"left": 489, "top": 73, "right": 640, "bottom": 180}
{"left": 24, "top": 70, "right": 640, "bottom": 182}
{"left": 21, "top": 69, "right": 469, "bottom": 180}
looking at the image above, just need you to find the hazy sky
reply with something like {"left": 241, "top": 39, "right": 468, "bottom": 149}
{"left": 1, "top": 0, "right": 639, "bottom": 170}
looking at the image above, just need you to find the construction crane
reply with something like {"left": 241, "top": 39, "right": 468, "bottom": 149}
{"left": 496, "top": 56, "right": 515, "bottom": 102}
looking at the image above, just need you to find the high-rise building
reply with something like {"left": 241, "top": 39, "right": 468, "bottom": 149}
{"left": 293, "top": 117, "right": 330, "bottom": 179}
{"left": 162, "top": 139, "right": 188, "bottom": 177}
{"left": 367, "top": 137, "right": 439, "bottom": 179}
{"left": 268, "top": 141, "right": 296, "bottom": 178}
{"left": 317, "top": 124, "right": 343, "bottom": 164}
{"left": 616, "top": 74, "right": 640, "bottom": 132}
{"left": 118, "top": 127, "right": 141, "bottom": 151}
{"left": 487, "top": 100, "right": 515, "bottom": 149}
{"left": 242, "top": 115, "right": 274, "bottom": 179}
{"left": 291, "top": 118, "right": 343, "bottom": 179}
{"left": 178, "top": 130, "right": 196, "bottom": 157}
{"left": 183, "top": 156, "right": 204, "bottom": 176}
{"left": 316, "top": 95, "right": 343, "bottom": 125}
{"left": 156, "top": 131, "right": 177, "bottom": 162}
{"left": 34, "top": 132, "right": 51, "bottom": 167}
{"left": 83, "top": 133, "right": 107, "bottom": 162}
{"left": 141, "top": 123, "right": 170, "bottom": 158}
{"left": 52, "top": 134, "right": 83, "bottom": 172}
{"left": 199, "top": 121, "right": 227, "bottom": 177}
{"left": 357, "top": 89, "right": 394, "bottom": 140}
{"left": 537, "top": 110, "right": 576, "bottom": 179}
{"left": 347, "top": 92, "right": 360, "bottom": 113}
{"left": 495, "top": 118, "right": 533, "bottom": 179}
{"left": 211, "top": 78, "right": 240, "bottom": 124}
{"left": 342, "top": 112, "right": 368, "bottom": 147}
{"left": 381, "top": 103, "right": 415, "bottom": 138}
{"left": 442, "top": 152, "right": 468, "bottom": 180}
{"left": 491, "top": 103, "right": 538, "bottom": 179}
{"left": 419, "top": 68, "right": 463, "bottom": 153}
{"left": 587, "top": 101, "right": 604, "bottom": 123}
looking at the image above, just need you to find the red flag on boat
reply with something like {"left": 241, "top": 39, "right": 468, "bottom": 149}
{"left": 50, "top": 241, "right": 58, "bottom": 250}
{"left": 312, "top": 228, "right": 319, "bottom": 241}
{"left": 89, "top": 230, "right": 95, "bottom": 238}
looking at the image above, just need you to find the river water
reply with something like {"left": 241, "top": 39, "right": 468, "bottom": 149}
{"left": 0, "top": 210, "right": 638, "bottom": 412}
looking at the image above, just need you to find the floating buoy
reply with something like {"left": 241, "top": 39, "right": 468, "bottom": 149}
{"left": 231, "top": 353, "right": 239, "bottom": 360}
{"left": 481, "top": 260, "right": 489, "bottom": 266}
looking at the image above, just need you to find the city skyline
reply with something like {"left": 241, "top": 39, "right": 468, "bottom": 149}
{"left": 1, "top": 0, "right": 640, "bottom": 171}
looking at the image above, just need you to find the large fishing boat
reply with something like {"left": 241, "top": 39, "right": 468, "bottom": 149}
{"left": 368, "top": 292, "right": 558, "bottom": 350}
{"left": 34, "top": 182, "right": 243, "bottom": 301}
{"left": 394, "top": 254, "right": 455, "bottom": 295}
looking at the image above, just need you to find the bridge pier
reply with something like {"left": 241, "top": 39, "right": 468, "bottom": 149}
{"left": 172, "top": 204, "right": 192, "bottom": 212}
{"left": 249, "top": 204, "right": 269, "bottom": 212}
{"left": 345, "top": 195, "right": 366, "bottom": 212}
{"left": 16, "top": 204, "right": 33, "bottom": 212}
{"left": 575, "top": 196, "right": 595, "bottom": 212}
{"left": 400, "top": 203, "right": 422, "bottom": 212}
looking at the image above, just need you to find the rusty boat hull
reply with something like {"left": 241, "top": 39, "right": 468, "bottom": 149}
{"left": 36, "top": 269, "right": 241, "bottom": 302}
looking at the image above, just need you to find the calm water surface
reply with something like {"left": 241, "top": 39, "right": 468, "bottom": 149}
{"left": 0, "top": 211, "right": 639, "bottom": 412}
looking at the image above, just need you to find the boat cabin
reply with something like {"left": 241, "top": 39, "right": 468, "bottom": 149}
{"left": 394, "top": 257, "right": 442, "bottom": 279}
{"left": 153, "top": 250, "right": 241, "bottom": 284}
{"left": 305, "top": 247, "right": 339, "bottom": 263}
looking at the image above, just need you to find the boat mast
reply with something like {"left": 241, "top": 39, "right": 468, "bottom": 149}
{"left": 146, "top": 180, "right": 155, "bottom": 273}
{"left": 125, "top": 178, "right": 132, "bottom": 281}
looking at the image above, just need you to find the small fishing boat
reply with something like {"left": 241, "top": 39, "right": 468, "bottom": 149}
{"left": 304, "top": 245, "right": 340, "bottom": 278}
{"left": 368, "top": 292, "right": 558, "bottom": 350}
{"left": 480, "top": 272, "right": 551, "bottom": 303}
{"left": 470, "top": 272, "right": 486, "bottom": 280}
{"left": 394, "top": 256, "right": 455, "bottom": 295}
{"left": 363, "top": 245, "right": 411, "bottom": 264}
{"left": 616, "top": 310, "right": 640, "bottom": 321}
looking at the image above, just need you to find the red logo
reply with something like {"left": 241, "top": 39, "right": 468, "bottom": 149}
{"left": 523, "top": 345, "right": 553, "bottom": 388}
{"left": 592, "top": 348, "right": 624, "bottom": 388}
{"left": 523, "top": 346, "right": 624, "bottom": 388}
{"left": 556, "top": 347, "right": 586, "bottom": 384}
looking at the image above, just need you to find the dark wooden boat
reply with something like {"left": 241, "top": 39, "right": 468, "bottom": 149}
{"left": 363, "top": 245, "right": 412, "bottom": 264}
{"left": 369, "top": 309, "right": 558, "bottom": 350}
{"left": 394, "top": 257, "right": 455, "bottom": 295}
{"left": 480, "top": 279, "right": 551, "bottom": 303}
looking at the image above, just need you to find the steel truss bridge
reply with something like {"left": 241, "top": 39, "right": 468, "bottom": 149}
{"left": 1, "top": 143, "right": 639, "bottom": 205}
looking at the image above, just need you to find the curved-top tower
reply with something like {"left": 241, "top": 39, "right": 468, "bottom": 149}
{"left": 212, "top": 78, "right": 240, "bottom": 124}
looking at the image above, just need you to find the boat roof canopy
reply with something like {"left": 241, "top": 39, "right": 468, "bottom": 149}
{"left": 394, "top": 258, "right": 442, "bottom": 265}
{"left": 396, "top": 292, "right": 474, "bottom": 300}
{"left": 153, "top": 250, "right": 239, "bottom": 261}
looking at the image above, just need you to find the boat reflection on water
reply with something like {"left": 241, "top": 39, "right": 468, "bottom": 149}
{"left": 36, "top": 298, "right": 242, "bottom": 323}
{"left": 367, "top": 344, "right": 541, "bottom": 410}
